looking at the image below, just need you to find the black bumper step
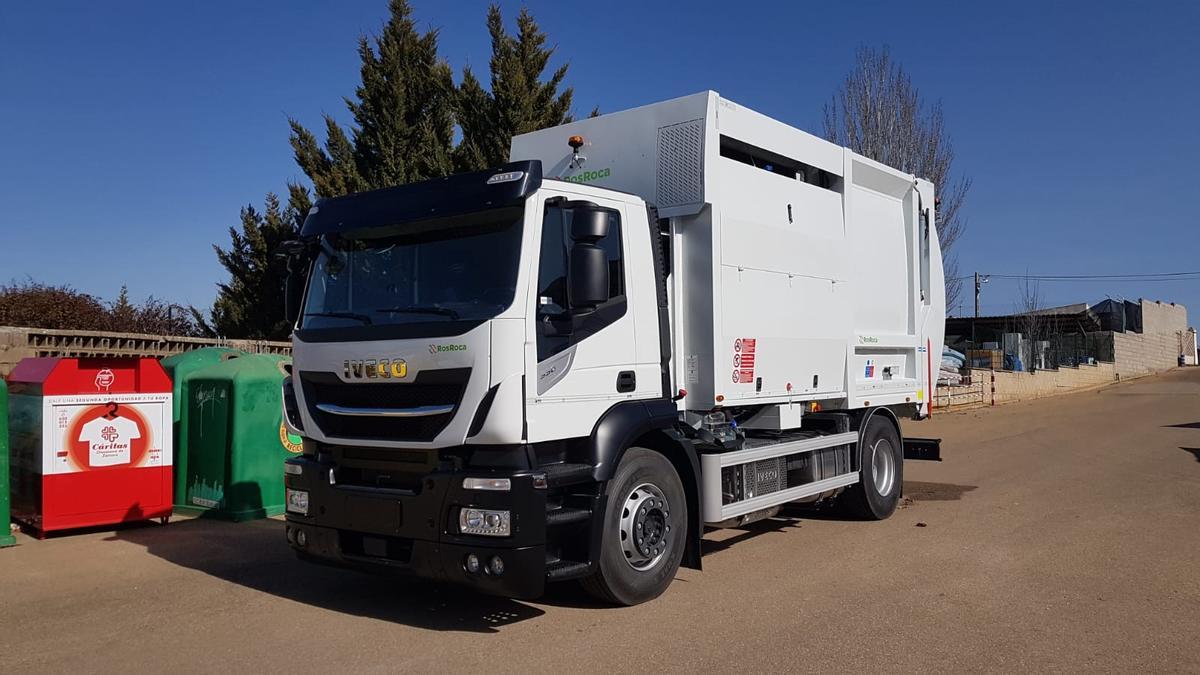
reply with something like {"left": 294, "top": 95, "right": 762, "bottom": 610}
{"left": 545, "top": 559, "right": 592, "bottom": 581}
{"left": 903, "top": 437, "right": 942, "bottom": 461}
{"left": 542, "top": 463, "right": 594, "bottom": 488}
{"left": 546, "top": 505, "right": 591, "bottom": 526}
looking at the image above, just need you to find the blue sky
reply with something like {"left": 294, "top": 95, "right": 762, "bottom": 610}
{"left": 1, "top": 1, "right": 1197, "bottom": 319}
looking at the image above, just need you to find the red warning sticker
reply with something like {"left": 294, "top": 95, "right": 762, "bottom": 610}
{"left": 732, "top": 338, "right": 756, "bottom": 384}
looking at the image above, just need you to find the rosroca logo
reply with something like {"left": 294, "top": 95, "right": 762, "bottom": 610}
{"left": 429, "top": 343, "right": 468, "bottom": 354}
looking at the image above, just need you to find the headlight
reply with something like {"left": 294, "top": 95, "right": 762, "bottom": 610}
{"left": 286, "top": 488, "right": 309, "bottom": 516}
{"left": 458, "top": 508, "right": 511, "bottom": 536}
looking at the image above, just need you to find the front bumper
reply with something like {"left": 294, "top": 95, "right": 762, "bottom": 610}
{"left": 283, "top": 455, "right": 549, "bottom": 599}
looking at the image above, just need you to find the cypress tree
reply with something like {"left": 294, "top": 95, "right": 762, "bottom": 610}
{"left": 289, "top": 0, "right": 455, "bottom": 196}
{"left": 454, "top": 5, "right": 574, "bottom": 172}
{"left": 203, "top": 188, "right": 309, "bottom": 339}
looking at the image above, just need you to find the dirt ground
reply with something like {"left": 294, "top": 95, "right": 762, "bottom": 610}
{"left": 2, "top": 368, "right": 1199, "bottom": 673}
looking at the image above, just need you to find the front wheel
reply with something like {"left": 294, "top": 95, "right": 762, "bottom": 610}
{"left": 582, "top": 448, "right": 686, "bottom": 605}
{"left": 840, "top": 413, "right": 903, "bottom": 520}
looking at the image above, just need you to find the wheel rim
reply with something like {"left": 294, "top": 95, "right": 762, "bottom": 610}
{"left": 871, "top": 438, "right": 896, "bottom": 496}
{"left": 618, "top": 482, "right": 672, "bottom": 571}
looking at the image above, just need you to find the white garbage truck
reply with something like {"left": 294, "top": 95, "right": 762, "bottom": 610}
{"left": 280, "top": 91, "right": 945, "bottom": 605}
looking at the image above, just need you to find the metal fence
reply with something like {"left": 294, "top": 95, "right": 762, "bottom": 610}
{"left": 945, "top": 325, "right": 1114, "bottom": 374}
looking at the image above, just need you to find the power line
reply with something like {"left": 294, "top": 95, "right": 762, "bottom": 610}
{"left": 950, "top": 271, "right": 1200, "bottom": 282}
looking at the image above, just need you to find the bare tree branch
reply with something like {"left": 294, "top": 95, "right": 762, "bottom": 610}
{"left": 824, "top": 46, "right": 971, "bottom": 308}
{"left": 1014, "top": 273, "right": 1044, "bottom": 370}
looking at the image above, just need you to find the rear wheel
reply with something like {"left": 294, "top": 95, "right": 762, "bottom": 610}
{"left": 582, "top": 448, "right": 686, "bottom": 605}
{"left": 841, "top": 413, "right": 903, "bottom": 520}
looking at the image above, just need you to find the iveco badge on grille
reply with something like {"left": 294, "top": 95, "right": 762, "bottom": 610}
{"left": 343, "top": 358, "right": 407, "bottom": 379}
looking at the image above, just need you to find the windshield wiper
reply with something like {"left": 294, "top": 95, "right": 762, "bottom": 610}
{"left": 374, "top": 306, "right": 461, "bottom": 320}
{"left": 304, "top": 311, "right": 373, "bottom": 325}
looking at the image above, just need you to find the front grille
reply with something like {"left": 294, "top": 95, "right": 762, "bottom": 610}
{"left": 301, "top": 368, "right": 470, "bottom": 442}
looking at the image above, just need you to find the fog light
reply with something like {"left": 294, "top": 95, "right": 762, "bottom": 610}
{"left": 458, "top": 508, "right": 511, "bottom": 536}
{"left": 286, "top": 488, "right": 309, "bottom": 516}
{"left": 295, "top": 529, "right": 308, "bottom": 547}
{"left": 465, "top": 553, "right": 481, "bottom": 574}
{"left": 285, "top": 526, "right": 295, "bottom": 544}
{"left": 488, "top": 555, "right": 505, "bottom": 576}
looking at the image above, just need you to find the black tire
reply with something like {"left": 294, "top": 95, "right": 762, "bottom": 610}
{"left": 582, "top": 448, "right": 686, "bottom": 606}
{"left": 840, "top": 413, "right": 903, "bottom": 520}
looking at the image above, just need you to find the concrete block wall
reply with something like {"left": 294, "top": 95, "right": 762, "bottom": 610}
{"left": 943, "top": 301, "right": 1190, "bottom": 408}
{"left": 969, "top": 363, "right": 1117, "bottom": 405}
{"left": 1113, "top": 330, "right": 1186, "bottom": 378}
{"left": 1140, "top": 299, "right": 1187, "bottom": 334}
{"left": 0, "top": 326, "right": 290, "bottom": 377}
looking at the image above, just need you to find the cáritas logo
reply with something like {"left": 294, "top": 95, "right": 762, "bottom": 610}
{"left": 95, "top": 368, "right": 115, "bottom": 392}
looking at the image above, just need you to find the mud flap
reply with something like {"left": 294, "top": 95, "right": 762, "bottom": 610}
{"left": 903, "top": 437, "right": 942, "bottom": 461}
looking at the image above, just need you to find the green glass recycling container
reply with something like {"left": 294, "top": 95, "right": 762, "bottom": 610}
{"left": 181, "top": 353, "right": 298, "bottom": 521}
{"left": 161, "top": 347, "right": 242, "bottom": 507}
{"left": 0, "top": 379, "right": 16, "bottom": 546}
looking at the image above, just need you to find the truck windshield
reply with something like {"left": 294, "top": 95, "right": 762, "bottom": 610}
{"left": 300, "top": 207, "right": 523, "bottom": 330}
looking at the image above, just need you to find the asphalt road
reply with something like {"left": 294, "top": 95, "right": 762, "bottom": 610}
{"left": 3, "top": 369, "right": 1199, "bottom": 673}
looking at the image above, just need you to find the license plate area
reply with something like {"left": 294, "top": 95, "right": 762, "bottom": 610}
{"left": 344, "top": 494, "right": 404, "bottom": 534}
{"left": 338, "top": 531, "right": 414, "bottom": 563}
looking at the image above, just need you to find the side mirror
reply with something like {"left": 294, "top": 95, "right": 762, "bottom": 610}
{"left": 285, "top": 268, "right": 305, "bottom": 326}
{"left": 568, "top": 246, "right": 609, "bottom": 311}
{"left": 570, "top": 207, "right": 609, "bottom": 241}
{"left": 566, "top": 207, "right": 611, "bottom": 311}
{"left": 278, "top": 240, "right": 311, "bottom": 326}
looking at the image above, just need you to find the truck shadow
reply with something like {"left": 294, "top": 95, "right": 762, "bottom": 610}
{"left": 700, "top": 517, "right": 801, "bottom": 555}
{"left": 1165, "top": 422, "right": 1200, "bottom": 429}
{"left": 110, "top": 517, "right": 547, "bottom": 633}
{"left": 1182, "top": 447, "right": 1200, "bottom": 463}
{"left": 697, "top": 480, "right": 978, "bottom": 552}
{"left": 776, "top": 480, "right": 978, "bottom": 523}
{"left": 901, "top": 480, "right": 978, "bottom": 502}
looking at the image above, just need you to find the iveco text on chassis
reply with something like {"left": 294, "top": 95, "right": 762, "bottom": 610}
{"left": 281, "top": 92, "right": 945, "bottom": 605}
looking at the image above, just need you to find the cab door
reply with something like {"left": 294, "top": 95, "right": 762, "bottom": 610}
{"left": 524, "top": 192, "right": 643, "bottom": 442}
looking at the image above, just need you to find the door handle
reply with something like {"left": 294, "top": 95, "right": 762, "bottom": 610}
{"left": 616, "top": 371, "right": 636, "bottom": 393}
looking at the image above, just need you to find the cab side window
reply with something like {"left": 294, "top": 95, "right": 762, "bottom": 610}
{"left": 536, "top": 202, "right": 626, "bottom": 361}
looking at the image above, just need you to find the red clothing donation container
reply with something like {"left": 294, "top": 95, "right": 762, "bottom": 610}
{"left": 7, "top": 357, "right": 173, "bottom": 535}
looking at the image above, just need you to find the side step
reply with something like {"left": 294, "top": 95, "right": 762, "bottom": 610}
{"left": 903, "top": 437, "right": 942, "bottom": 461}
{"left": 545, "top": 558, "right": 592, "bottom": 582}
{"left": 542, "top": 463, "right": 593, "bottom": 488}
{"left": 546, "top": 505, "right": 591, "bottom": 527}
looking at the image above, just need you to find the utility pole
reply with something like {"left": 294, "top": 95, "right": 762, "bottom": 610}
{"left": 974, "top": 272, "right": 981, "bottom": 318}
{"left": 973, "top": 273, "right": 989, "bottom": 348}
{"left": 974, "top": 273, "right": 989, "bottom": 318}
